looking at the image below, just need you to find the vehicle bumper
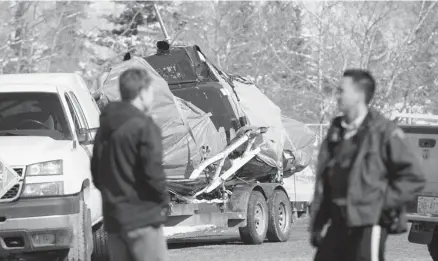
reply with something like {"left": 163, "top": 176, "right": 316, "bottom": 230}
{"left": 0, "top": 194, "right": 80, "bottom": 257}
{"left": 407, "top": 213, "right": 438, "bottom": 223}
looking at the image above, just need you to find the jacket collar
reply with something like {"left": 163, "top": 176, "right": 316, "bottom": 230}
{"left": 340, "top": 111, "right": 368, "bottom": 131}
{"left": 327, "top": 108, "right": 386, "bottom": 143}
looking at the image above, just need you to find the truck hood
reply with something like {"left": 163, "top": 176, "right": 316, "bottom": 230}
{"left": 0, "top": 136, "right": 72, "bottom": 166}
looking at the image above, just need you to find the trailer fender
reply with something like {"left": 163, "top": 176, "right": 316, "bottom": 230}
{"left": 229, "top": 183, "right": 287, "bottom": 214}
{"left": 258, "top": 183, "right": 289, "bottom": 202}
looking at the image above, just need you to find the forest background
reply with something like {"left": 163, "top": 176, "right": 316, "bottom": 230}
{"left": 1, "top": 0, "right": 437, "bottom": 125}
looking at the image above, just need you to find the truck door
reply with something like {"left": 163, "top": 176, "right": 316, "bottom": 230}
{"left": 64, "top": 91, "right": 102, "bottom": 224}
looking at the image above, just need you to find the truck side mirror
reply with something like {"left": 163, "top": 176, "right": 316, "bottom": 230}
{"left": 93, "top": 92, "right": 103, "bottom": 102}
{"left": 77, "top": 128, "right": 93, "bottom": 144}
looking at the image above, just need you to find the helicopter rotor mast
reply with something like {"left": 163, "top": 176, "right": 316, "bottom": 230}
{"left": 153, "top": 2, "right": 171, "bottom": 42}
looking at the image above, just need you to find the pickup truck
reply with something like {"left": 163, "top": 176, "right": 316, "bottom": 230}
{"left": 395, "top": 114, "right": 438, "bottom": 261}
{"left": 0, "top": 73, "right": 106, "bottom": 261}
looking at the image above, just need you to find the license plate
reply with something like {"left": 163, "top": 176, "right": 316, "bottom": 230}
{"left": 418, "top": 196, "right": 438, "bottom": 214}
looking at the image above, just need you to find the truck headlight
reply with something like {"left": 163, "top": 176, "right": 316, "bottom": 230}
{"left": 25, "top": 160, "right": 63, "bottom": 176}
{"left": 22, "top": 182, "right": 64, "bottom": 197}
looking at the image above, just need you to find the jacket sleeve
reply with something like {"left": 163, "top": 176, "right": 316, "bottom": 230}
{"left": 382, "top": 125, "right": 426, "bottom": 210}
{"left": 139, "top": 121, "right": 170, "bottom": 206}
{"left": 90, "top": 128, "right": 102, "bottom": 190}
{"left": 309, "top": 138, "right": 331, "bottom": 232}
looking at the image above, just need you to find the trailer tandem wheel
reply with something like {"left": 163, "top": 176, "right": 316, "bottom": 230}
{"left": 267, "top": 189, "right": 292, "bottom": 242}
{"left": 239, "top": 190, "right": 269, "bottom": 244}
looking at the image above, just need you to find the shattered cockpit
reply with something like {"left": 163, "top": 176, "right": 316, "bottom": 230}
{"left": 145, "top": 42, "right": 315, "bottom": 179}
{"left": 145, "top": 44, "right": 247, "bottom": 141}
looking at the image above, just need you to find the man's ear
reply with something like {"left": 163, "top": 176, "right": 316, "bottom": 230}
{"left": 358, "top": 88, "right": 367, "bottom": 104}
{"left": 361, "top": 95, "right": 367, "bottom": 105}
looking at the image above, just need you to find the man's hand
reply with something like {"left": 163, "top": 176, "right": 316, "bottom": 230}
{"left": 310, "top": 230, "right": 323, "bottom": 248}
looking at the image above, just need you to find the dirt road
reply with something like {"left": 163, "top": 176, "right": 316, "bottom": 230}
{"left": 168, "top": 217, "right": 432, "bottom": 261}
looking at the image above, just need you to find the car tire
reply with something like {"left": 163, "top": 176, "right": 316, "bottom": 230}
{"left": 60, "top": 199, "right": 92, "bottom": 261}
{"left": 92, "top": 223, "right": 108, "bottom": 261}
{"left": 267, "top": 189, "right": 292, "bottom": 242}
{"left": 239, "top": 190, "right": 268, "bottom": 245}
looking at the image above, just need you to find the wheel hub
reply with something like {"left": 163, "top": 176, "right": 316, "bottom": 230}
{"left": 254, "top": 202, "right": 265, "bottom": 235}
{"left": 278, "top": 202, "right": 288, "bottom": 231}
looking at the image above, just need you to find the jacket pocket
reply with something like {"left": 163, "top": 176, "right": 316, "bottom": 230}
{"left": 361, "top": 150, "right": 386, "bottom": 186}
{"left": 351, "top": 150, "right": 386, "bottom": 206}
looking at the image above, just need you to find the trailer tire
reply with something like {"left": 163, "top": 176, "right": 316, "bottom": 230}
{"left": 267, "top": 189, "right": 292, "bottom": 242}
{"left": 428, "top": 232, "right": 438, "bottom": 261}
{"left": 60, "top": 199, "right": 92, "bottom": 261}
{"left": 239, "top": 190, "right": 268, "bottom": 245}
{"left": 92, "top": 224, "right": 108, "bottom": 261}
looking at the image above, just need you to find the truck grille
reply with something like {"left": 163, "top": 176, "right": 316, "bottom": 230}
{"left": 0, "top": 167, "right": 24, "bottom": 202}
{"left": 1, "top": 184, "right": 21, "bottom": 200}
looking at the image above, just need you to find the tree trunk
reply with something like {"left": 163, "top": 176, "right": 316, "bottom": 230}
{"left": 13, "top": 2, "right": 28, "bottom": 73}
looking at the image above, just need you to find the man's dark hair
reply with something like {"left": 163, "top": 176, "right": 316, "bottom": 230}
{"left": 343, "top": 69, "right": 376, "bottom": 104}
{"left": 119, "top": 68, "right": 152, "bottom": 101}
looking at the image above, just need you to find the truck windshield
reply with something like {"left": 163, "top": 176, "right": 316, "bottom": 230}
{"left": 0, "top": 92, "right": 72, "bottom": 140}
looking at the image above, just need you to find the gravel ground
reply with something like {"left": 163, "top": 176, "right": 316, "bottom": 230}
{"left": 168, "top": 217, "right": 432, "bottom": 261}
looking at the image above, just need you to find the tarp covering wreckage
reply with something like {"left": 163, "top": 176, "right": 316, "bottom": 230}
{"left": 98, "top": 57, "right": 225, "bottom": 181}
{"left": 97, "top": 51, "right": 315, "bottom": 198}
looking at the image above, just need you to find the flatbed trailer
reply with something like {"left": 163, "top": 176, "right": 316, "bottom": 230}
{"left": 165, "top": 182, "right": 291, "bottom": 243}
{"left": 162, "top": 127, "right": 293, "bottom": 244}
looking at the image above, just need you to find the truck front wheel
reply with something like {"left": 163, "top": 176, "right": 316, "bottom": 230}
{"left": 59, "top": 199, "right": 92, "bottom": 261}
{"left": 239, "top": 190, "right": 268, "bottom": 245}
{"left": 92, "top": 223, "right": 108, "bottom": 261}
{"left": 267, "top": 189, "right": 292, "bottom": 242}
{"left": 428, "top": 231, "right": 438, "bottom": 261}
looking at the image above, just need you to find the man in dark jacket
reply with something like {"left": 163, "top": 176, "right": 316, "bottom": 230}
{"left": 91, "top": 68, "right": 169, "bottom": 261}
{"left": 309, "top": 69, "right": 426, "bottom": 261}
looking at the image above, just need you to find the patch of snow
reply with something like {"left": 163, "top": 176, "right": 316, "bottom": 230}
{"left": 189, "top": 198, "right": 225, "bottom": 204}
{"left": 163, "top": 225, "right": 217, "bottom": 237}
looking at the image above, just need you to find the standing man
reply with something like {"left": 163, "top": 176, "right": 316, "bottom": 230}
{"left": 309, "top": 69, "right": 426, "bottom": 261}
{"left": 91, "top": 68, "right": 169, "bottom": 261}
